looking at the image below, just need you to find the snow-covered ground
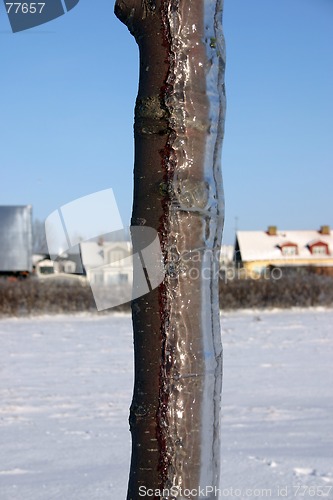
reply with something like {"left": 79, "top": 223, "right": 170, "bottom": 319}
{"left": 0, "top": 309, "right": 332, "bottom": 499}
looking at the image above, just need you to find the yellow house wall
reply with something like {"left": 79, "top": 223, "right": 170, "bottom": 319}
{"left": 244, "top": 258, "right": 333, "bottom": 275}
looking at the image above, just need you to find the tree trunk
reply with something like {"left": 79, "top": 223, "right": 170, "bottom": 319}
{"left": 114, "top": 1, "right": 226, "bottom": 498}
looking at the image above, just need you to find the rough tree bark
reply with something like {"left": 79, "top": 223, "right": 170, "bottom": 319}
{"left": 114, "top": 1, "right": 226, "bottom": 498}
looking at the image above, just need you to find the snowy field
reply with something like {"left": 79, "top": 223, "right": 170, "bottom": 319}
{"left": 0, "top": 309, "right": 332, "bottom": 500}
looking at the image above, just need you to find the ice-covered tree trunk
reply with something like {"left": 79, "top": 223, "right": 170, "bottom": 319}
{"left": 114, "top": 1, "right": 226, "bottom": 498}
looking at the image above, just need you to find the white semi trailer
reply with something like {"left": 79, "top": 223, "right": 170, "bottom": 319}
{"left": 0, "top": 205, "right": 33, "bottom": 278}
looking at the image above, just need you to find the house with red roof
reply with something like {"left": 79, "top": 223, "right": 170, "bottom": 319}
{"left": 235, "top": 225, "right": 333, "bottom": 277}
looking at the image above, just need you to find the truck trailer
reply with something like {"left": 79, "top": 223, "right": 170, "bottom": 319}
{"left": 0, "top": 205, "right": 33, "bottom": 278}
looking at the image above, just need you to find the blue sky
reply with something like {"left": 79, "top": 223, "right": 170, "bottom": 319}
{"left": 1, "top": 0, "right": 332, "bottom": 244}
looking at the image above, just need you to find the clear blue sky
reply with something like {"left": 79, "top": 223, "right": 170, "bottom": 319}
{"left": 1, "top": 0, "right": 332, "bottom": 244}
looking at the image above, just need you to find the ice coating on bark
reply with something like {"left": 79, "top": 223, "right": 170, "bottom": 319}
{"left": 115, "top": 1, "right": 225, "bottom": 498}
{"left": 159, "top": 0, "right": 225, "bottom": 495}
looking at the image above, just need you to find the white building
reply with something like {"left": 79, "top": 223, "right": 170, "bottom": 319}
{"left": 219, "top": 245, "right": 235, "bottom": 269}
{"left": 33, "top": 253, "right": 81, "bottom": 277}
{"left": 80, "top": 241, "right": 133, "bottom": 286}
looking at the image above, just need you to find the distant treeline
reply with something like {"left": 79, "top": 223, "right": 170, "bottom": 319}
{"left": 0, "top": 273, "right": 333, "bottom": 317}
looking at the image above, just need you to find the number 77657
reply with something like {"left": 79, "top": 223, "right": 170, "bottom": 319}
{"left": 5, "top": 3, "right": 46, "bottom": 14}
